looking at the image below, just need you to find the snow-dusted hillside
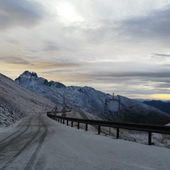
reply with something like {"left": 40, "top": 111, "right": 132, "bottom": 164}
{"left": 0, "top": 73, "right": 55, "bottom": 128}
{"left": 15, "top": 71, "right": 170, "bottom": 125}
{"left": 15, "top": 71, "right": 110, "bottom": 115}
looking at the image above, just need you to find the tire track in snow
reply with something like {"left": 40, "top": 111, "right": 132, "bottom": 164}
{"left": 24, "top": 115, "right": 48, "bottom": 170}
{"left": 0, "top": 117, "right": 33, "bottom": 152}
{"left": 0, "top": 117, "right": 32, "bottom": 144}
{"left": 0, "top": 116, "right": 42, "bottom": 170}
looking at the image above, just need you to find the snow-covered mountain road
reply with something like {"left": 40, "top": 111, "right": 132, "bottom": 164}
{"left": 0, "top": 114, "right": 170, "bottom": 170}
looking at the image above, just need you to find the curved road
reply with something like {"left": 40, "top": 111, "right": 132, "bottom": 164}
{"left": 0, "top": 114, "right": 170, "bottom": 170}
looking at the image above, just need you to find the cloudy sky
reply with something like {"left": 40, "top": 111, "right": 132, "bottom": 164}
{"left": 1, "top": 0, "right": 170, "bottom": 99}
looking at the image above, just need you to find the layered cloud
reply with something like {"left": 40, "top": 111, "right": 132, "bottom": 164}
{"left": 0, "top": 56, "right": 30, "bottom": 65}
{"left": 0, "top": 0, "right": 46, "bottom": 30}
{"left": 120, "top": 6, "right": 170, "bottom": 44}
{"left": 152, "top": 53, "right": 170, "bottom": 59}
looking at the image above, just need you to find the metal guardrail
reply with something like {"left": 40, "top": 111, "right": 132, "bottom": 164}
{"left": 47, "top": 112, "right": 170, "bottom": 145}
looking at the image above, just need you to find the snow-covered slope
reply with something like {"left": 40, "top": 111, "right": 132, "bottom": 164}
{"left": 0, "top": 73, "right": 55, "bottom": 128}
{"left": 15, "top": 71, "right": 110, "bottom": 115}
{"left": 15, "top": 71, "right": 170, "bottom": 125}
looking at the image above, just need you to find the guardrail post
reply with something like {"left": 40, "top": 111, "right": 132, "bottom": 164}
{"left": 67, "top": 120, "right": 68, "bottom": 126}
{"left": 148, "top": 132, "right": 152, "bottom": 145}
{"left": 77, "top": 122, "right": 80, "bottom": 129}
{"left": 109, "top": 127, "right": 111, "bottom": 136}
{"left": 60, "top": 118, "right": 62, "bottom": 123}
{"left": 116, "top": 128, "right": 119, "bottom": 139}
{"left": 63, "top": 119, "right": 65, "bottom": 124}
{"left": 71, "top": 121, "right": 73, "bottom": 127}
{"left": 98, "top": 125, "right": 101, "bottom": 134}
{"left": 85, "top": 124, "right": 88, "bottom": 131}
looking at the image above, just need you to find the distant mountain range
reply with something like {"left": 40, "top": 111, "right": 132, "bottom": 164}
{"left": 135, "top": 99, "right": 170, "bottom": 103}
{"left": 143, "top": 100, "right": 170, "bottom": 115}
{"left": 15, "top": 71, "right": 170, "bottom": 125}
{"left": 134, "top": 99, "right": 151, "bottom": 102}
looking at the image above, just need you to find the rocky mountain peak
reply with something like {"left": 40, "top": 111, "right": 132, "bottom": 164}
{"left": 15, "top": 71, "right": 66, "bottom": 88}
{"left": 21, "top": 71, "right": 37, "bottom": 79}
{"left": 48, "top": 81, "right": 66, "bottom": 88}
